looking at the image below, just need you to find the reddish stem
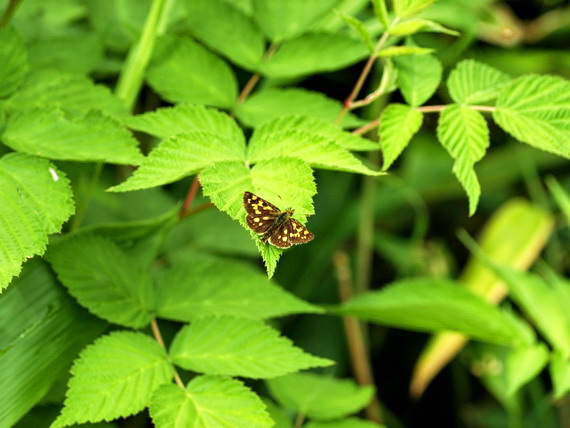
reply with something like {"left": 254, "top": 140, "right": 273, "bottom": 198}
{"left": 179, "top": 175, "right": 201, "bottom": 219}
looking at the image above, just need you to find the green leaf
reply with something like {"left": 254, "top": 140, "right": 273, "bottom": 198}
{"left": 261, "top": 33, "right": 369, "bottom": 79}
{"left": 437, "top": 105, "right": 489, "bottom": 214}
{"left": 0, "top": 27, "right": 28, "bottom": 98}
{"left": 248, "top": 116, "right": 381, "bottom": 175}
{"left": 110, "top": 120, "right": 246, "bottom": 192}
{"left": 147, "top": 36, "right": 237, "bottom": 109}
{"left": 338, "top": 12, "right": 374, "bottom": 52}
{"left": 0, "top": 260, "right": 106, "bottom": 427}
{"left": 377, "top": 46, "right": 434, "bottom": 57}
{"left": 389, "top": 18, "right": 459, "bottom": 36}
{"left": 46, "top": 234, "right": 154, "bottom": 329}
{"left": 306, "top": 418, "right": 386, "bottom": 428}
{"left": 124, "top": 103, "right": 244, "bottom": 141}
{"left": 235, "top": 88, "right": 365, "bottom": 129}
{"left": 267, "top": 373, "right": 374, "bottom": 420}
{"left": 335, "top": 278, "right": 534, "bottom": 346}
{"left": 394, "top": 52, "right": 442, "bottom": 106}
{"left": 379, "top": 103, "right": 423, "bottom": 170}
{"left": 184, "top": 0, "right": 265, "bottom": 70}
{"left": 371, "top": 0, "right": 389, "bottom": 28}
{"left": 170, "top": 316, "right": 333, "bottom": 378}
{"left": 394, "top": 0, "right": 435, "bottom": 18}
{"left": 550, "top": 351, "right": 570, "bottom": 400}
{"left": 546, "top": 176, "right": 570, "bottom": 226}
{"left": 264, "top": 398, "right": 293, "bottom": 428}
{"left": 156, "top": 252, "right": 322, "bottom": 321}
{"left": 505, "top": 344, "right": 549, "bottom": 396}
{"left": 447, "top": 59, "right": 511, "bottom": 104}
{"left": 149, "top": 376, "right": 273, "bottom": 428}
{"left": 5, "top": 70, "right": 128, "bottom": 118}
{"left": 0, "top": 153, "right": 74, "bottom": 290}
{"left": 52, "top": 331, "right": 173, "bottom": 427}
{"left": 253, "top": 0, "right": 339, "bottom": 42}
{"left": 493, "top": 74, "right": 570, "bottom": 158}
{"left": 2, "top": 108, "right": 143, "bottom": 165}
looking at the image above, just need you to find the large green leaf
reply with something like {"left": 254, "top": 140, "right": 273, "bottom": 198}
{"left": 252, "top": 0, "right": 339, "bottom": 42}
{"left": 306, "top": 419, "right": 386, "bottom": 428}
{"left": 0, "top": 153, "right": 74, "bottom": 290}
{"left": 493, "top": 74, "right": 570, "bottom": 158}
{"left": 5, "top": 70, "right": 128, "bottom": 119}
{"left": 394, "top": 53, "right": 442, "bottom": 107}
{"left": 505, "top": 344, "right": 549, "bottom": 396}
{"left": 170, "top": 316, "right": 333, "bottom": 378}
{"left": 46, "top": 234, "right": 155, "bottom": 329}
{"left": 149, "top": 376, "right": 273, "bottom": 428}
{"left": 234, "top": 88, "right": 365, "bottom": 129}
{"left": 437, "top": 105, "right": 489, "bottom": 214}
{"left": 0, "top": 260, "right": 106, "bottom": 427}
{"left": 184, "top": 0, "right": 266, "bottom": 70}
{"left": 156, "top": 252, "right": 321, "bottom": 321}
{"left": 267, "top": 373, "right": 374, "bottom": 420}
{"left": 0, "top": 27, "right": 28, "bottom": 98}
{"left": 550, "top": 351, "right": 570, "bottom": 400}
{"left": 2, "top": 108, "right": 144, "bottom": 165}
{"left": 147, "top": 36, "right": 237, "bottom": 108}
{"left": 248, "top": 116, "right": 381, "bottom": 175}
{"left": 109, "top": 125, "right": 246, "bottom": 192}
{"left": 447, "top": 59, "right": 510, "bottom": 104}
{"left": 124, "top": 103, "right": 244, "bottom": 141}
{"left": 335, "top": 278, "right": 534, "bottom": 346}
{"left": 52, "top": 332, "right": 173, "bottom": 427}
{"left": 261, "top": 33, "right": 369, "bottom": 78}
{"left": 379, "top": 103, "right": 423, "bottom": 170}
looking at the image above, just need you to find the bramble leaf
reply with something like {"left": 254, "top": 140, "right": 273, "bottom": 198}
{"left": 306, "top": 418, "right": 386, "bottom": 428}
{"left": 267, "top": 373, "right": 374, "bottom": 420}
{"left": 0, "top": 153, "right": 74, "bottom": 290}
{"left": 447, "top": 60, "right": 511, "bottom": 104}
{"left": 550, "top": 351, "right": 570, "bottom": 400}
{"left": 170, "top": 316, "right": 333, "bottom": 378}
{"left": 52, "top": 332, "right": 173, "bottom": 427}
{"left": 394, "top": 53, "right": 442, "bottom": 106}
{"left": 149, "top": 376, "right": 273, "bottom": 428}
{"left": 394, "top": 0, "right": 435, "bottom": 18}
{"left": 493, "top": 74, "right": 570, "bottom": 158}
{"left": 389, "top": 18, "right": 459, "bottom": 36}
{"left": 379, "top": 103, "right": 423, "bottom": 170}
{"left": 3, "top": 108, "right": 143, "bottom": 165}
{"left": 147, "top": 36, "right": 237, "bottom": 108}
{"left": 184, "top": 0, "right": 265, "bottom": 70}
{"left": 46, "top": 234, "right": 154, "bottom": 329}
{"left": 0, "top": 27, "right": 28, "bottom": 98}
{"left": 156, "top": 252, "right": 322, "bottom": 321}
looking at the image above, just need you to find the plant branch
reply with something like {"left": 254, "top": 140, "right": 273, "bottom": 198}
{"left": 333, "top": 251, "right": 384, "bottom": 424}
{"left": 335, "top": 20, "right": 397, "bottom": 125}
{"left": 235, "top": 44, "right": 278, "bottom": 105}
{"left": 0, "top": 0, "right": 23, "bottom": 28}
{"left": 179, "top": 175, "right": 201, "bottom": 219}
{"left": 352, "top": 119, "right": 380, "bottom": 135}
{"left": 293, "top": 412, "right": 306, "bottom": 428}
{"left": 151, "top": 318, "right": 185, "bottom": 389}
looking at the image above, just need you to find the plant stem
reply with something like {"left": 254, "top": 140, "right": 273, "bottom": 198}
{"left": 352, "top": 119, "right": 381, "bottom": 135}
{"left": 115, "top": 0, "right": 171, "bottom": 110}
{"left": 293, "top": 412, "right": 306, "bottom": 428}
{"left": 0, "top": 0, "right": 23, "bottom": 28}
{"left": 333, "top": 251, "right": 384, "bottom": 424}
{"left": 235, "top": 44, "right": 278, "bottom": 105}
{"left": 335, "top": 21, "right": 397, "bottom": 125}
{"left": 151, "top": 318, "right": 186, "bottom": 389}
{"left": 179, "top": 175, "right": 201, "bottom": 219}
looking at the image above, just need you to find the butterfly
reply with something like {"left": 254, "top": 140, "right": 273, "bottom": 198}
{"left": 243, "top": 191, "right": 314, "bottom": 248}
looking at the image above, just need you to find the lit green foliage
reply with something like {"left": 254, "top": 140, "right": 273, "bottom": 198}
{"left": 170, "top": 316, "right": 333, "bottom": 378}
{"left": 0, "top": 27, "right": 28, "bottom": 97}
{"left": 394, "top": 52, "right": 442, "bottom": 106}
{"left": 379, "top": 103, "right": 423, "bottom": 169}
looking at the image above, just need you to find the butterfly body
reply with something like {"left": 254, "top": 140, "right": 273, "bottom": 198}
{"left": 243, "top": 192, "right": 314, "bottom": 248}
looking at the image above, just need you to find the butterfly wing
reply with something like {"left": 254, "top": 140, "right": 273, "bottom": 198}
{"left": 243, "top": 192, "right": 280, "bottom": 216}
{"left": 288, "top": 218, "right": 314, "bottom": 245}
{"left": 246, "top": 214, "right": 273, "bottom": 234}
{"left": 267, "top": 222, "right": 294, "bottom": 248}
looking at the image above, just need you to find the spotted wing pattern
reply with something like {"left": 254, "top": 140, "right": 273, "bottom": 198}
{"left": 268, "top": 222, "right": 294, "bottom": 248}
{"left": 288, "top": 218, "right": 314, "bottom": 244}
{"left": 243, "top": 192, "right": 280, "bottom": 235}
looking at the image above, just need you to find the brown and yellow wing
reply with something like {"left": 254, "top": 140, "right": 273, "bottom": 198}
{"left": 243, "top": 192, "right": 281, "bottom": 216}
{"left": 267, "top": 222, "right": 295, "bottom": 248}
{"left": 246, "top": 214, "right": 274, "bottom": 234}
{"left": 288, "top": 218, "right": 314, "bottom": 245}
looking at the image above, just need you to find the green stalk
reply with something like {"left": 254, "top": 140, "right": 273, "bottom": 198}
{"left": 115, "top": 0, "right": 171, "bottom": 110}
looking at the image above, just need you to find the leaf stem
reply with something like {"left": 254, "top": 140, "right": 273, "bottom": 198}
{"left": 333, "top": 251, "right": 384, "bottom": 424}
{"left": 0, "top": 0, "right": 23, "bottom": 28}
{"left": 293, "top": 412, "right": 306, "bottom": 428}
{"left": 115, "top": 0, "right": 171, "bottom": 110}
{"left": 235, "top": 44, "right": 278, "bottom": 106}
{"left": 179, "top": 175, "right": 201, "bottom": 219}
{"left": 151, "top": 318, "right": 185, "bottom": 389}
{"left": 335, "top": 19, "right": 398, "bottom": 125}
